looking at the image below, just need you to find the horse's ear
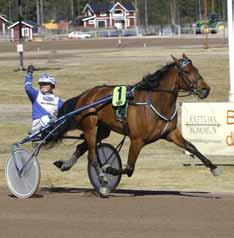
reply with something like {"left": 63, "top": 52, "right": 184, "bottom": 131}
{"left": 171, "top": 55, "right": 179, "bottom": 64}
{"left": 182, "top": 53, "right": 189, "bottom": 60}
{"left": 182, "top": 53, "right": 192, "bottom": 63}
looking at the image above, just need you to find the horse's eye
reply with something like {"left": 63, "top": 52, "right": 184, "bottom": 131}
{"left": 184, "top": 70, "right": 190, "bottom": 74}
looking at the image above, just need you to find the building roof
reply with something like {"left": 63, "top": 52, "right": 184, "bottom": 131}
{"left": 24, "top": 20, "right": 38, "bottom": 27}
{"left": 110, "top": 2, "right": 135, "bottom": 12}
{"left": 83, "top": 1, "right": 135, "bottom": 14}
{"left": 0, "top": 15, "right": 8, "bottom": 22}
{"left": 8, "top": 20, "right": 35, "bottom": 29}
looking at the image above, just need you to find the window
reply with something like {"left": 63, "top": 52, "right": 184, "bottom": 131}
{"left": 113, "top": 9, "right": 123, "bottom": 16}
{"left": 22, "top": 27, "right": 29, "bottom": 37}
{"left": 100, "top": 12, "right": 106, "bottom": 16}
{"left": 97, "top": 20, "right": 106, "bottom": 28}
{"left": 126, "top": 19, "right": 130, "bottom": 27}
{"left": 89, "top": 20, "right": 95, "bottom": 25}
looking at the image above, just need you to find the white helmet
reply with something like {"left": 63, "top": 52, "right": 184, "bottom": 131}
{"left": 38, "top": 73, "right": 56, "bottom": 86}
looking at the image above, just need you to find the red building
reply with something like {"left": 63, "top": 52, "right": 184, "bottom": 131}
{"left": 0, "top": 15, "right": 8, "bottom": 34}
{"left": 8, "top": 21, "right": 37, "bottom": 41}
{"left": 81, "top": 1, "right": 136, "bottom": 29}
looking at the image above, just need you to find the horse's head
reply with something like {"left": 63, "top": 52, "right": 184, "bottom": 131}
{"left": 171, "top": 53, "right": 210, "bottom": 99}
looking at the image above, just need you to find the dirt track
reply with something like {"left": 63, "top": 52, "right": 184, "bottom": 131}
{"left": 0, "top": 37, "right": 227, "bottom": 53}
{"left": 0, "top": 187, "right": 234, "bottom": 238}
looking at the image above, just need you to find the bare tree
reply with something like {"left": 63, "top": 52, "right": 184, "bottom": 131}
{"left": 40, "top": 0, "right": 44, "bottom": 24}
{"left": 211, "top": 0, "right": 215, "bottom": 13}
{"left": 198, "top": 0, "right": 202, "bottom": 20}
{"left": 36, "top": 0, "right": 40, "bottom": 25}
{"left": 144, "top": 0, "right": 148, "bottom": 27}
{"left": 134, "top": 0, "right": 138, "bottom": 26}
{"left": 222, "top": 0, "right": 227, "bottom": 20}
{"left": 70, "top": 0, "right": 74, "bottom": 22}
{"left": 169, "top": 0, "right": 177, "bottom": 25}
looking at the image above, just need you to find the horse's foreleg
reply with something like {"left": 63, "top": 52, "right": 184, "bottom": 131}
{"left": 104, "top": 139, "right": 144, "bottom": 177}
{"left": 124, "top": 139, "right": 144, "bottom": 177}
{"left": 85, "top": 127, "right": 109, "bottom": 187}
{"left": 166, "top": 128, "right": 221, "bottom": 176}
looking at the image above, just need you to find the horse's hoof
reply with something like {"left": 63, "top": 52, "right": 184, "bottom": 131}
{"left": 53, "top": 161, "right": 71, "bottom": 172}
{"left": 60, "top": 164, "right": 72, "bottom": 172}
{"left": 211, "top": 167, "right": 221, "bottom": 176}
{"left": 99, "top": 187, "right": 110, "bottom": 198}
{"left": 53, "top": 160, "right": 64, "bottom": 169}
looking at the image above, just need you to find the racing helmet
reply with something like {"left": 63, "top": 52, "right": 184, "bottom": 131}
{"left": 38, "top": 73, "right": 56, "bottom": 87}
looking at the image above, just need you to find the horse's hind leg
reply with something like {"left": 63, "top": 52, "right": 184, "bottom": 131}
{"left": 54, "top": 125, "right": 111, "bottom": 171}
{"left": 53, "top": 140, "right": 88, "bottom": 171}
{"left": 166, "top": 128, "right": 221, "bottom": 176}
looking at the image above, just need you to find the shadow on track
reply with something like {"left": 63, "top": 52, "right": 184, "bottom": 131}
{"left": 40, "top": 187, "right": 220, "bottom": 199}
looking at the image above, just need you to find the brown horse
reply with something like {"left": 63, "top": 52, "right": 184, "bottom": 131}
{"left": 54, "top": 53, "right": 220, "bottom": 189}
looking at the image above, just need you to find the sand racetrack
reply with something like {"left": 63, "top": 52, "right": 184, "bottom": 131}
{"left": 1, "top": 186, "right": 234, "bottom": 238}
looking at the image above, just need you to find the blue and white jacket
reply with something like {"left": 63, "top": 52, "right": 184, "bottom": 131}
{"left": 24, "top": 74, "right": 63, "bottom": 121}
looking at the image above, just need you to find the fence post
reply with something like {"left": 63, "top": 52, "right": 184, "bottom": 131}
{"left": 178, "top": 25, "right": 181, "bottom": 37}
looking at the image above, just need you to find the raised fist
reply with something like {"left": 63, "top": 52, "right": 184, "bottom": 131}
{"left": 27, "top": 65, "right": 35, "bottom": 74}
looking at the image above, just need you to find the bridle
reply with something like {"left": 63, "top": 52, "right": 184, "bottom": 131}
{"left": 175, "top": 59, "right": 203, "bottom": 97}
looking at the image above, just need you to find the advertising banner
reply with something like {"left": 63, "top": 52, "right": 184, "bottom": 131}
{"left": 181, "top": 102, "right": 234, "bottom": 155}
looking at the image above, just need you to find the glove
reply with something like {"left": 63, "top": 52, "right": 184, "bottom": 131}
{"left": 27, "top": 65, "right": 35, "bottom": 74}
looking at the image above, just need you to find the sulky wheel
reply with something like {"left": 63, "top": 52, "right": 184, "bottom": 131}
{"left": 5, "top": 148, "right": 40, "bottom": 198}
{"left": 88, "top": 143, "right": 122, "bottom": 194}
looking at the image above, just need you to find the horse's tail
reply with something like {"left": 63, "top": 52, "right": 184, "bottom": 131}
{"left": 52, "top": 93, "right": 85, "bottom": 142}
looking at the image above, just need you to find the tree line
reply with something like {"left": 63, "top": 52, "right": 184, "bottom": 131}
{"left": 0, "top": 0, "right": 227, "bottom": 26}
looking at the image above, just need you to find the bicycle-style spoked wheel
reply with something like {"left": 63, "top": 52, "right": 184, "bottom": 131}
{"left": 5, "top": 148, "right": 40, "bottom": 198}
{"left": 88, "top": 143, "right": 122, "bottom": 193}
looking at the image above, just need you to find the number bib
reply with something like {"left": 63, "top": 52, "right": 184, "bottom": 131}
{"left": 112, "top": 86, "right": 127, "bottom": 107}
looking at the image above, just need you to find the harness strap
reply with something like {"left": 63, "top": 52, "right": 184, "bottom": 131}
{"left": 130, "top": 101, "right": 177, "bottom": 122}
{"left": 160, "top": 122, "right": 169, "bottom": 136}
{"left": 129, "top": 101, "right": 177, "bottom": 136}
{"left": 148, "top": 102, "right": 177, "bottom": 122}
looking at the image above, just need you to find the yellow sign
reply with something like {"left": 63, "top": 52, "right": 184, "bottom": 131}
{"left": 42, "top": 22, "right": 58, "bottom": 30}
{"left": 112, "top": 86, "right": 127, "bottom": 107}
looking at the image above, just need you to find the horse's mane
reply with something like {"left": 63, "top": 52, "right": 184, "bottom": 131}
{"left": 135, "top": 62, "right": 175, "bottom": 91}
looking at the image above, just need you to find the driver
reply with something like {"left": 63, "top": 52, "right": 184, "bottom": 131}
{"left": 24, "top": 65, "right": 63, "bottom": 133}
